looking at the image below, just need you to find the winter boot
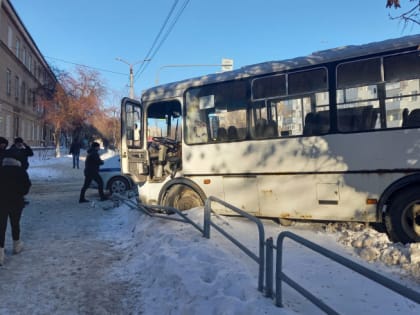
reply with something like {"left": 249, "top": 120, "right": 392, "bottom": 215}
{"left": 0, "top": 247, "right": 4, "bottom": 265}
{"left": 13, "top": 240, "right": 23, "bottom": 254}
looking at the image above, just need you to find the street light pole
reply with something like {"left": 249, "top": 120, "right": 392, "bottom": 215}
{"left": 115, "top": 57, "right": 150, "bottom": 98}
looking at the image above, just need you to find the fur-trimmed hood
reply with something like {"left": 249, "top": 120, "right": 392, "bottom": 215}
{"left": 2, "top": 157, "right": 22, "bottom": 167}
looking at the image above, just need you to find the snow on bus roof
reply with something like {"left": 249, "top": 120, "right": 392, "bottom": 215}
{"left": 142, "top": 34, "right": 420, "bottom": 102}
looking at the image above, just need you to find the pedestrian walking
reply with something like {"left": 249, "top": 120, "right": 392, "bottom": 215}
{"left": 0, "top": 153, "right": 31, "bottom": 265}
{"left": 9, "top": 137, "right": 34, "bottom": 170}
{"left": 79, "top": 142, "right": 107, "bottom": 203}
{"left": 69, "top": 139, "right": 81, "bottom": 169}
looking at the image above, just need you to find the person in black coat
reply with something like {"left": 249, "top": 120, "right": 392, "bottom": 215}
{"left": 8, "top": 137, "right": 34, "bottom": 170}
{"left": 69, "top": 139, "right": 81, "bottom": 169}
{"left": 79, "top": 142, "right": 106, "bottom": 203}
{"left": 0, "top": 154, "right": 31, "bottom": 265}
{"left": 0, "top": 137, "right": 8, "bottom": 167}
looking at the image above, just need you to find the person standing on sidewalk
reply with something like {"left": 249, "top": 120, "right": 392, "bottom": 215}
{"left": 79, "top": 142, "right": 107, "bottom": 203}
{"left": 0, "top": 153, "right": 31, "bottom": 265}
{"left": 69, "top": 139, "right": 81, "bottom": 169}
{"left": 9, "top": 137, "right": 34, "bottom": 170}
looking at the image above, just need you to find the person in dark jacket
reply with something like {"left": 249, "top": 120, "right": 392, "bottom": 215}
{"left": 0, "top": 137, "right": 8, "bottom": 167}
{"left": 79, "top": 142, "right": 106, "bottom": 203}
{"left": 69, "top": 139, "right": 81, "bottom": 169}
{"left": 9, "top": 137, "right": 34, "bottom": 170}
{"left": 0, "top": 154, "right": 31, "bottom": 265}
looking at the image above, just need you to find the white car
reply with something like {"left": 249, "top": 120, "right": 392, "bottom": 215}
{"left": 92, "top": 155, "right": 133, "bottom": 194}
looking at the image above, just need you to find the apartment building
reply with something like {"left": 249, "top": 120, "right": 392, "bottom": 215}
{"left": 0, "top": 0, "right": 56, "bottom": 146}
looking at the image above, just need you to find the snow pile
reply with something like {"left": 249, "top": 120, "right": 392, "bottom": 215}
{"left": 326, "top": 222, "right": 420, "bottom": 282}
{"left": 115, "top": 208, "right": 285, "bottom": 315}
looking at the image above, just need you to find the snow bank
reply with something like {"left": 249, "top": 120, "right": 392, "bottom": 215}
{"left": 326, "top": 222, "right": 420, "bottom": 283}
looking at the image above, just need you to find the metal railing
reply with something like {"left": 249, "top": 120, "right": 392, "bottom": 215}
{"left": 272, "top": 231, "right": 420, "bottom": 313}
{"left": 116, "top": 193, "right": 420, "bottom": 312}
{"left": 118, "top": 193, "right": 265, "bottom": 291}
{"left": 32, "top": 146, "right": 55, "bottom": 160}
{"left": 115, "top": 193, "right": 204, "bottom": 235}
{"left": 204, "top": 196, "right": 265, "bottom": 292}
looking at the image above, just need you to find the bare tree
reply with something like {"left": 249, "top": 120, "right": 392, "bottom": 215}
{"left": 38, "top": 67, "right": 106, "bottom": 156}
{"left": 386, "top": 0, "right": 420, "bottom": 26}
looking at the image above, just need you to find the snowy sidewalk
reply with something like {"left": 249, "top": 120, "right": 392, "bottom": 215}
{"left": 0, "top": 155, "right": 142, "bottom": 314}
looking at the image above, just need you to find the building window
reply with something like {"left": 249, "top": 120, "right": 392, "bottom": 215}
{"left": 23, "top": 47, "right": 27, "bottom": 65}
{"left": 28, "top": 54, "right": 32, "bottom": 71}
{"left": 6, "top": 115, "right": 12, "bottom": 137}
{"left": 7, "top": 26, "right": 13, "bottom": 49}
{"left": 6, "top": 69, "right": 11, "bottom": 95}
{"left": 15, "top": 76, "right": 19, "bottom": 100}
{"left": 27, "top": 88, "right": 32, "bottom": 105}
{"left": 32, "top": 90, "right": 36, "bottom": 110}
{"left": 14, "top": 116, "right": 19, "bottom": 138}
{"left": 21, "top": 82, "right": 26, "bottom": 105}
{"left": 15, "top": 38, "right": 20, "bottom": 59}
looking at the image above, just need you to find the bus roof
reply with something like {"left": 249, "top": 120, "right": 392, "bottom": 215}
{"left": 141, "top": 34, "right": 420, "bottom": 102}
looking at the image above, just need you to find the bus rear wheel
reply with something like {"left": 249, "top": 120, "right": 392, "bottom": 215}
{"left": 162, "top": 185, "right": 204, "bottom": 211}
{"left": 385, "top": 187, "right": 420, "bottom": 243}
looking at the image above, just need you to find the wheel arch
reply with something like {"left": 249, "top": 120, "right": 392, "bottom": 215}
{"left": 158, "top": 177, "right": 207, "bottom": 206}
{"left": 378, "top": 173, "right": 420, "bottom": 218}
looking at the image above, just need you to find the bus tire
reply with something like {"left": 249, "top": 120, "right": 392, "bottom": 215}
{"left": 384, "top": 186, "right": 420, "bottom": 243}
{"left": 162, "top": 184, "right": 205, "bottom": 211}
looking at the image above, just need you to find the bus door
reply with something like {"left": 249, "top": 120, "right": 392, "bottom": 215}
{"left": 121, "top": 97, "right": 149, "bottom": 184}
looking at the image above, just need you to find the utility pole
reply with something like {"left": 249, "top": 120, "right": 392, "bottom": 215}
{"left": 115, "top": 58, "right": 150, "bottom": 98}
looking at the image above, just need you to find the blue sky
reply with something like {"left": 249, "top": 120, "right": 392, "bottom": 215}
{"left": 11, "top": 0, "right": 420, "bottom": 106}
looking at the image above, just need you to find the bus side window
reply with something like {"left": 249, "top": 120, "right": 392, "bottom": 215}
{"left": 338, "top": 106, "right": 378, "bottom": 132}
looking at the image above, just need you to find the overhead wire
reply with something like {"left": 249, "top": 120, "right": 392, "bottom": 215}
{"left": 44, "top": 55, "right": 127, "bottom": 76}
{"left": 144, "top": 0, "right": 191, "bottom": 67}
{"left": 134, "top": 0, "right": 180, "bottom": 78}
{"left": 42, "top": 1, "right": 191, "bottom": 89}
{"left": 133, "top": 0, "right": 191, "bottom": 83}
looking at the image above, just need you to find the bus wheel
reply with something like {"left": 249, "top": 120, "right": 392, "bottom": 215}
{"left": 163, "top": 185, "right": 204, "bottom": 211}
{"left": 385, "top": 187, "right": 420, "bottom": 243}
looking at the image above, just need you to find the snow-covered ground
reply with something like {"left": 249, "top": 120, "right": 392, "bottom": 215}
{"left": 0, "top": 150, "right": 419, "bottom": 314}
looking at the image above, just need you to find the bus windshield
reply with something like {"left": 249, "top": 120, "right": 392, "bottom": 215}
{"left": 147, "top": 101, "right": 181, "bottom": 142}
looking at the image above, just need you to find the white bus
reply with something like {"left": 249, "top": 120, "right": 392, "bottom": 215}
{"left": 121, "top": 34, "right": 420, "bottom": 243}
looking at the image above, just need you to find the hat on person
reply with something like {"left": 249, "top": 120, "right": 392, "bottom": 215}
{"left": 14, "top": 137, "right": 24, "bottom": 144}
{"left": 0, "top": 137, "right": 8, "bottom": 146}
{"left": 91, "top": 142, "right": 100, "bottom": 148}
